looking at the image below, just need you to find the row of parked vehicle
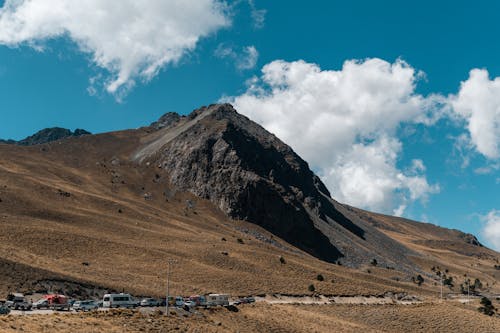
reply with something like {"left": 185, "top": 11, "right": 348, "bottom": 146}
{"left": 102, "top": 293, "right": 236, "bottom": 309}
{"left": 0, "top": 292, "right": 251, "bottom": 314}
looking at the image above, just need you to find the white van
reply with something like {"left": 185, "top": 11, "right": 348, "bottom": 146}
{"left": 206, "top": 294, "right": 229, "bottom": 307}
{"left": 102, "top": 293, "right": 136, "bottom": 308}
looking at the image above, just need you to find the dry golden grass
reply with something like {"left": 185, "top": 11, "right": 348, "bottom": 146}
{"left": 0, "top": 302, "right": 499, "bottom": 333}
{"left": 0, "top": 130, "right": 498, "bottom": 303}
{"left": 0, "top": 132, "right": 407, "bottom": 298}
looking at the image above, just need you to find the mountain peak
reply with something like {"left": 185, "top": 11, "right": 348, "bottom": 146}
{"left": 134, "top": 104, "right": 398, "bottom": 265}
{"left": 150, "top": 112, "right": 181, "bottom": 130}
{"left": 0, "top": 127, "right": 91, "bottom": 146}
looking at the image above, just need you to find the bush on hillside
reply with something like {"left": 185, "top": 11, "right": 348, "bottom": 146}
{"left": 478, "top": 297, "right": 496, "bottom": 316}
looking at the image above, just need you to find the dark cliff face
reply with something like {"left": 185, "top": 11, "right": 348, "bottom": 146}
{"left": 135, "top": 104, "right": 371, "bottom": 263}
{"left": 0, "top": 128, "right": 91, "bottom": 146}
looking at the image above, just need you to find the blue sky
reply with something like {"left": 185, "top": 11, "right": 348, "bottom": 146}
{"left": 0, "top": 0, "right": 499, "bottom": 249}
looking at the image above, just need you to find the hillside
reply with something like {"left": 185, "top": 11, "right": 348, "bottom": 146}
{"left": 0, "top": 104, "right": 498, "bottom": 301}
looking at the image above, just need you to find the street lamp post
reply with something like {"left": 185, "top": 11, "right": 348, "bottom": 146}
{"left": 467, "top": 280, "right": 470, "bottom": 303}
{"left": 440, "top": 275, "right": 443, "bottom": 301}
{"left": 166, "top": 259, "right": 177, "bottom": 316}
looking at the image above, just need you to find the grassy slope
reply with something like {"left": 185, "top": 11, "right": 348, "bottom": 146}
{"left": 0, "top": 130, "right": 498, "bottom": 301}
{"left": 0, "top": 132, "right": 406, "bottom": 297}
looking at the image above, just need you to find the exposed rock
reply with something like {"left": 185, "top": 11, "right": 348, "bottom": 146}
{"left": 150, "top": 112, "right": 181, "bottom": 130}
{"left": 461, "top": 233, "right": 482, "bottom": 247}
{"left": 0, "top": 127, "right": 91, "bottom": 146}
{"left": 134, "top": 104, "right": 379, "bottom": 264}
{"left": 145, "top": 105, "right": 353, "bottom": 262}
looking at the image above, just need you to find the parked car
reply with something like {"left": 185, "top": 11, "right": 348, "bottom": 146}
{"left": 183, "top": 300, "right": 196, "bottom": 308}
{"left": 188, "top": 295, "right": 207, "bottom": 306}
{"left": 140, "top": 298, "right": 159, "bottom": 307}
{"left": 32, "top": 299, "right": 50, "bottom": 309}
{"left": 6, "top": 293, "right": 31, "bottom": 310}
{"left": 102, "top": 293, "right": 136, "bottom": 308}
{"left": 43, "top": 294, "right": 70, "bottom": 311}
{"left": 174, "top": 296, "right": 184, "bottom": 307}
{"left": 233, "top": 296, "right": 255, "bottom": 306}
{"left": 73, "top": 300, "right": 98, "bottom": 312}
{"left": 0, "top": 305, "right": 10, "bottom": 315}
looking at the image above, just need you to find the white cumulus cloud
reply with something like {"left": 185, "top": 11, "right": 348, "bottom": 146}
{"left": 451, "top": 69, "right": 500, "bottom": 159}
{"left": 226, "top": 58, "right": 442, "bottom": 214}
{"left": 481, "top": 210, "right": 500, "bottom": 251}
{"left": 0, "top": 0, "right": 230, "bottom": 97}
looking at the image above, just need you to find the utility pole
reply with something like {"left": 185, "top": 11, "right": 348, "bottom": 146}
{"left": 440, "top": 275, "right": 443, "bottom": 302}
{"left": 467, "top": 279, "right": 470, "bottom": 303}
{"left": 166, "top": 259, "right": 177, "bottom": 316}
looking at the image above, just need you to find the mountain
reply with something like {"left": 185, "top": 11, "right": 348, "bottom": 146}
{"left": 0, "top": 127, "right": 90, "bottom": 146}
{"left": 132, "top": 104, "right": 473, "bottom": 270}
{"left": 0, "top": 104, "right": 498, "bottom": 301}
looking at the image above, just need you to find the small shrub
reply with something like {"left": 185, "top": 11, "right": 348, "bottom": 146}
{"left": 308, "top": 284, "right": 315, "bottom": 292}
{"left": 474, "top": 278, "right": 483, "bottom": 290}
{"left": 370, "top": 259, "right": 378, "bottom": 266}
{"left": 443, "top": 276, "right": 454, "bottom": 288}
{"left": 478, "top": 297, "right": 496, "bottom": 316}
{"left": 316, "top": 274, "right": 324, "bottom": 281}
{"left": 279, "top": 256, "right": 286, "bottom": 264}
{"left": 237, "top": 238, "right": 244, "bottom": 244}
{"left": 413, "top": 274, "right": 424, "bottom": 286}
{"left": 460, "top": 280, "right": 470, "bottom": 294}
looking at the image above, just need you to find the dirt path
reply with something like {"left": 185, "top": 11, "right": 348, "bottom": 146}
{"left": 255, "top": 294, "right": 423, "bottom": 305}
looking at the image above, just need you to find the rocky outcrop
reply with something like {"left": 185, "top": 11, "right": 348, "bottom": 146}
{"left": 0, "top": 128, "right": 91, "bottom": 146}
{"left": 150, "top": 112, "right": 181, "bottom": 130}
{"left": 134, "top": 104, "right": 423, "bottom": 268}
{"left": 461, "top": 233, "right": 482, "bottom": 247}
{"left": 136, "top": 104, "right": 370, "bottom": 263}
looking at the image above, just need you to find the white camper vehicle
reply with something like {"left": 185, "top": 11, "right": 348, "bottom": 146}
{"left": 206, "top": 294, "right": 229, "bottom": 307}
{"left": 102, "top": 293, "right": 136, "bottom": 308}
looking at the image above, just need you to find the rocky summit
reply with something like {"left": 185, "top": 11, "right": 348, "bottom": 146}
{"left": 132, "top": 104, "right": 480, "bottom": 269}
{"left": 0, "top": 127, "right": 90, "bottom": 146}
